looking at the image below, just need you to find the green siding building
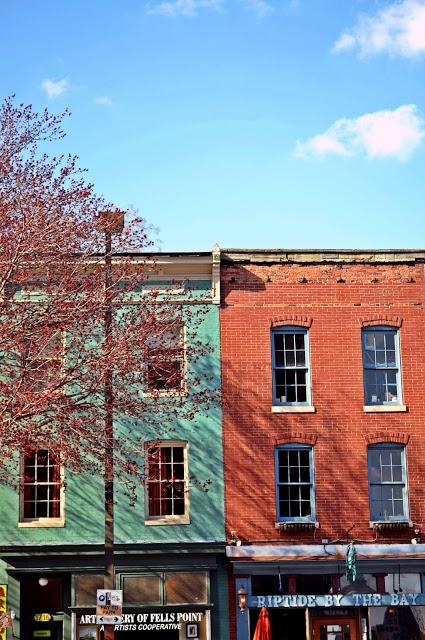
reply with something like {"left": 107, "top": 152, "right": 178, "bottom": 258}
{"left": 0, "top": 250, "right": 228, "bottom": 640}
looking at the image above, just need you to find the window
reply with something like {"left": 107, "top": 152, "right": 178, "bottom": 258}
{"left": 21, "top": 330, "right": 63, "bottom": 392}
{"left": 367, "top": 444, "right": 408, "bottom": 522}
{"left": 362, "top": 327, "right": 402, "bottom": 405}
{"left": 20, "top": 449, "right": 63, "bottom": 525}
{"left": 272, "top": 327, "right": 311, "bottom": 405}
{"left": 275, "top": 444, "right": 315, "bottom": 522}
{"left": 145, "top": 441, "right": 189, "bottom": 523}
{"left": 146, "top": 324, "right": 184, "bottom": 392}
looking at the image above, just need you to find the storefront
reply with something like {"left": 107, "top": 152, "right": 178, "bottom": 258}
{"left": 73, "top": 569, "right": 213, "bottom": 640}
{"left": 229, "top": 543, "right": 425, "bottom": 640}
{"left": 2, "top": 543, "right": 228, "bottom": 640}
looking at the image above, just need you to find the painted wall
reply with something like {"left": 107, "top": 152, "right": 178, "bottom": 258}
{"left": 0, "top": 279, "right": 225, "bottom": 546}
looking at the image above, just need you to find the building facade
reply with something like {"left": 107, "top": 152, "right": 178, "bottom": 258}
{"left": 0, "top": 250, "right": 229, "bottom": 640}
{"left": 220, "top": 249, "right": 425, "bottom": 640}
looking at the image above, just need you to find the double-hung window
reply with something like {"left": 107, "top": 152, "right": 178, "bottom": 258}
{"left": 146, "top": 324, "right": 185, "bottom": 393}
{"left": 272, "top": 327, "right": 311, "bottom": 405}
{"left": 145, "top": 441, "right": 189, "bottom": 524}
{"left": 275, "top": 444, "right": 316, "bottom": 522}
{"left": 21, "top": 330, "right": 63, "bottom": 393}
{"left": 367, "top": 444, "right": 408, "bottom": 522}
{"left": 20, "top": 449, "right": 63, "bottom": 525}
{"left": 362, "top": 327, "right": 402, "bottom": 405}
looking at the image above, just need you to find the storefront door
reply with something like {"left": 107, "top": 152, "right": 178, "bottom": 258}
{"left": 312, "top": 617, "right": 359, "bottom": 640}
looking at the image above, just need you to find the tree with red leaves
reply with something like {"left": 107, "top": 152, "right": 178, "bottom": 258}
{"left": 0, "top": 98, "right": 214, "bottom": 622}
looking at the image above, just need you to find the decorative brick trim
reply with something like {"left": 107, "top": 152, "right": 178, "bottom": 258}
{"left": 270, "top": 315, "right": 312, "bottom": 328}
{"left": 366, "top": 432, "right": 410, "bottom": 445}
{"left": 360, "top": 316, "right": 402, "bottom": 328}
{"left": 275, "top": 433, "right": 318, "bottom": 446}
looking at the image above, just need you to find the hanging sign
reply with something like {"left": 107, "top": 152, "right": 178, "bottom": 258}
{"left": 96, "top": 590, "right": 123, "bottom": 625}
{"left": 34, "top": 615, "right": 52, "bottom": 623}
{"left": 251, "top": 592, "right": 425, "bottom": 608}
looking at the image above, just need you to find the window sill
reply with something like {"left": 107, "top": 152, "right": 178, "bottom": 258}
{"left": 272, "top": 405, "right": 316, "bottom": 413}
{"left": 144, "top": 516, "right": 190, "bottom": 526}
{"left": 18, "top": 518, "right": 64, "bottom": 528}
{"left": 364, "top": 404, "right": 407, "bottom": 413}
{"left": 143, "top": 388, "right": 187, "bottom": 398}
{"left": 275, "top": 521, "right": 319, "bottom": 531}
{"left": 370, "top": 520, "right": 412, "bottom": 530}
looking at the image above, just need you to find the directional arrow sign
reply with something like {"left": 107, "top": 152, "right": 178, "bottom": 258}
{"left": 96, "top": 589, "right": 123, "bottom": 625}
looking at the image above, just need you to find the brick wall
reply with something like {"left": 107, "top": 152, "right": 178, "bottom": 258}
{"left": 220, "top": 258, "right": 425, "bottom": 545}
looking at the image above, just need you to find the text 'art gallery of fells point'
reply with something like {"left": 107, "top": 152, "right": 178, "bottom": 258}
{"left": 1, "top": 247, "right": 425, "bottom": 640}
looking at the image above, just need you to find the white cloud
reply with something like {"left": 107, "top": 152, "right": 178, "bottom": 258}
{"left": 41, "top": 78, "right": 69, "bottom": 98}
{"left": 94, "top": 96, "right": 114, "bottom": 107}
{"left": 246, "top": 0, "right": 274, "bottom": 17}
{"left": 333, "top": 0, "right": 425, "bottom": 58}
{"left": 146, "top": 0, "right": 222, "bottom": 17}
{"left": 294, "top": 105, "right": 425, "bottom": 160}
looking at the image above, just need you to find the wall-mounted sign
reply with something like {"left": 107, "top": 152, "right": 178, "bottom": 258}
{"left": 33, "top": 631, "right": 51, "bottom": 637}
{"left": 34, "top": 615, "right": 52, "bottom": 623}
{"left": 251, "top": 593, "right": 425, "bottom": 609}
{"left": 80, "top": 611, "right": 203, "bottom": 632}
{"left": 96, "top": 590, "right": 123, "bottom": 625}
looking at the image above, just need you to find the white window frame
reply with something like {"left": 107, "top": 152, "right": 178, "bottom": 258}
{"left": 362, "top": 326, "right": 403, "bottom": 406}
{"left": 19, "top": 449, "right": 65, "bottom": 528}
{"left": 367, "top": 443, "right": 409, "bottom": 524}
{"left": 275, "top": 443, "right": 316, "bottom": 523}
{"left": 144, "top": 440, "right": 190, "bottom": 525}
{"left": 271, "top": 326, "right": 312, "bottom": 406}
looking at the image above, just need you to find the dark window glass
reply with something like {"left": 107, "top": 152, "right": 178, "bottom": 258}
{"left": 272, "top": 328, "right": 310, "bottom": 405}
{"left": 276, "top": 446, "right": 314, "bottom": 521}
{"left": 368, "top": 445, "right": 408, "bottom": 521}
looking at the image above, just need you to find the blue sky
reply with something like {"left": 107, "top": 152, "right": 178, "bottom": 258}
{"left": 1, "top": 0, "right": 424, "bottom": 251}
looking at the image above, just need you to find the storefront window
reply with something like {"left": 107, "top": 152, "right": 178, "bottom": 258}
{"left": 165, "top": 572, "right": 208, "bottom": 604}
{"left": 75, "top": 575, "right": 104, "bottom": 606}
{"left": 369, "top": 605, "right": 425, "bottom": 639}
{"left": 384, "top": 572, "right": 421, "bottom": 594}
{"left": 123, "top": 574, "right": 161, "bottom": 604}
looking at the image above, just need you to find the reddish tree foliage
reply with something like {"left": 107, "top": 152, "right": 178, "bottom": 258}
{"left": 0, "top": 98, "right": 214, "bottom": 498}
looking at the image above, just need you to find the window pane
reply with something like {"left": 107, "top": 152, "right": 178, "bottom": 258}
{"left": 285, "top": 350, "right": 295, "bottom": 367}
{"left": 75, "top": 575, "right": 104, "bottom": 606}
{"left": 295, "top": 334, "right": 305, "bottom": 350}
{"left": 123, "top": 575, "right": 161, "bottom": 604}
{"left": 284, "top": 334, "right": 294, "bottom": 350}
{"left": 165, "top": 572, "right": 208, "bottom": 604}
{"left": 274, "top": 334, "right": 284, "bottom": 350}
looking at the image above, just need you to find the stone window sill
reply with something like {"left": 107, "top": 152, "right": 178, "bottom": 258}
{"left": 364, "top": 405, "right": 407, "bottom": 413}
{"left": 272, "top": 405, "right": 316, "bottom": 413}
{"left": 18, "top": 518, "right": 64, "bottom": 528}
{"left": 144, "top": 516, "right": 190, "bottom": 526}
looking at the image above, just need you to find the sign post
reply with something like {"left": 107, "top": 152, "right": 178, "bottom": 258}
{"left": 96, "top": 590, "right": 123, "bottom": 625}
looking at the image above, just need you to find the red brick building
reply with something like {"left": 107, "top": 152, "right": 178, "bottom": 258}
{"left": 220, "top": 249, "right": 425, "bottom": 640}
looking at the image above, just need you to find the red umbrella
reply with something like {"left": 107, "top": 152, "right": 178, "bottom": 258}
{"left": 253, "top": 607, "right": 272, "bottom": 640}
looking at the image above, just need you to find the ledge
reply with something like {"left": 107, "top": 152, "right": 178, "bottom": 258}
{"left": 18, "top": 518, "right": 65, "bottom": 528}
{"left": 364, "top": 405, "right": 407, "bottom": 413}
{"left": 275, "top": 521, "right": 319, "bottom": 532}
{"left": 144, "top": 517, "right": 190, "bottom": 526}
{"left": 371, "top": 521, "right": 412, "bottom": 531}
{"left": 272, "top": 406, "right": 316, "bottom": 413}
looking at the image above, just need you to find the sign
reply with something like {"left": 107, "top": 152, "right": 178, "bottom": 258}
{"left": 0, "top": 585, "right": 7, "bottom": 640}
{"left": 80, "top": 611, "right": 203, "bottom": 632}
{"left": 34, "top": 615, "right": 52, "bottom": 623}
{"left": 33, "top": 631, "right": 51, "bottom": 638}
{"left": 251, "top": 593, "right": 425, "bottom": 609}
{"left": 96, "top": 590, "right": 123, "bottom": 625}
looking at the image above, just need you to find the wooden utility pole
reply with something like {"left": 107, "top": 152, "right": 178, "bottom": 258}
{"left": 101, "top": 211, "right": 124, "bottom": 640}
